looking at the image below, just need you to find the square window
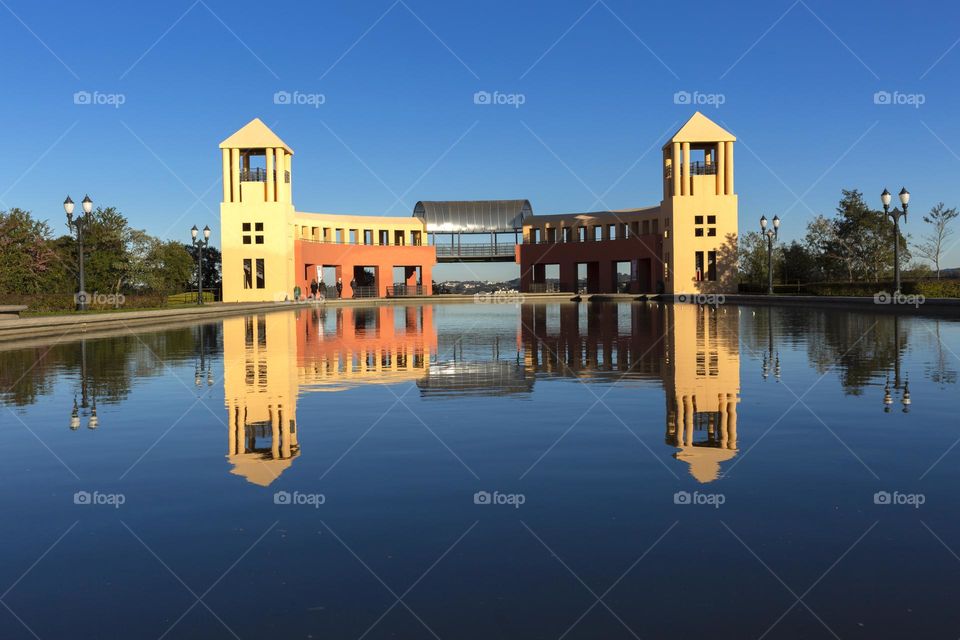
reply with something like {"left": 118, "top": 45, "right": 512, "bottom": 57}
{"left": 255, "top": 235, "right": 264, "bottom": 244}
{"left": 255, "top": 222, "right": 264, "bottom": 231}
{"left": 707, "top": 215, "right": 716, "bottom": 224}
{"left": 695, "top": 228, "right": 704, "bottom": 237}
{"left": 242, "top": 236, "right": 251, "bottom": 244}
{"left": 708, "top": 228, "right": 717, "bottom": 237}
{"left": 694, "top": 215, "right": 704, "bottom": 225}
{"left": 242, "top": 223, "right": 251, "bottom": 232}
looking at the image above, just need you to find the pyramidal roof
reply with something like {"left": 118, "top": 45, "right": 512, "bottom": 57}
{"left": 220, "top": 118, "right": 293, "bottom": 154}
{"left": 666, "top": 112, "right": 736, "bottom": 145}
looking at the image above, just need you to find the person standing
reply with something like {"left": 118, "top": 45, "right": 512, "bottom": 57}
{"left": 349, "top": 277, "right": 356, "bottom": 298}
{"left": 293, "top": 284, "right": 301, "bottom": 302}
{"left": 310, "top": 278, "right": 319, "bottom": 299}
{"left": 336, "top": 277, "right": 343, "bottom": 299}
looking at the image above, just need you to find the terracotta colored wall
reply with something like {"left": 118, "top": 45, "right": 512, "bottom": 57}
{"left": 294, "top": 241, "right": 436, "bottom": 298}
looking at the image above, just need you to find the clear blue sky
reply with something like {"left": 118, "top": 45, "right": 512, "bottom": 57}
{"left": 1, "top": 0, "right": 959, "bottom": 281}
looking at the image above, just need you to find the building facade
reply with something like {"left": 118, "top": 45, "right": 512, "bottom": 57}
{"left": 219, "top": 112, "right": 737, "bottom": 301}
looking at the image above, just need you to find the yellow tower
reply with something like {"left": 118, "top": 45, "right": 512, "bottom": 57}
{"left": 660, "top": 112, "right": 738, "bottom": 295}
{"left": 219, "top": 118, "right": 297, "bottom": 302}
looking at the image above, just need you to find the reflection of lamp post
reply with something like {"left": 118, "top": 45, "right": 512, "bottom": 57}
{"left": 761, "top": 307, "right": 780, "bottom": 381}
{"left": 883, "top": 315, "right": 912, "bottom": 413}
{"left": 760, "top": 215, "right": 780, "bottom": 295}
{"left": 880, "top": 188, "right": 909, "bottom": 295}
{"left": 69, "top": 339, "right": 99, "bottom": 429}
{"left": 195, "top": 325, "right": 214, "bottom": 387}
{"left": 64, "top": 195, "right": 94, "bottom": 310}
{"left": 190, "top": 225, "right": 211, "bottom": 305}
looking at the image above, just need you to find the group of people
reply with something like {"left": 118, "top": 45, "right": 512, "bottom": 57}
{"left": 293, "top": 277, "right": 352, "bottom": 302}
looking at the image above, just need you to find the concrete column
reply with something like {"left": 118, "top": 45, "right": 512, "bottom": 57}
{"left": 275, "top": 148, "right": 286, "bottom": 202}
{"left": 716, "top": 141, "right": 726, "bottom": 196}
{"left": 683, "top": 394, "right": 694, "bottom": 446}
{"left": 724, "top": 141, "right": 734, "bottom": 195}
{"left": 681, "top": 142, "right": 691, "bottom": 196}
{"left": 221, "top": 149, "right": 231, "bottom": 202}
{"left": 285, "top": 152, "right": 292, "bottom": 202}
{"left": 230, "top": 148, "right": 240, "bottom": 203}
{"left": 266, "top": 147, "right": 275, "bottom": 202}
{"left": 672, "top": 142, "right": 681, "bottom": 197}
{"left": 726, "top": 394, "right": 738, "bottom": 449}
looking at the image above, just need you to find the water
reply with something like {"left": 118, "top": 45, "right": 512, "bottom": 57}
{"left": 1, "top": 301, "right": 958, "bottom": 639}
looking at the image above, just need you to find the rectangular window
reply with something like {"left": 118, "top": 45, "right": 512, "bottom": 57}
{"left": 695, "top": 228, "right": 704, "bottom": 237}
{"left": 607, "top": 224, "right": 616, "bottom": 240}
{"left": 695, "top": 251, "right": 705, "bottom": 281}
{"left": 255, "top": 235, "right": 264, "bottom": 244}
{"left": 707, "top": 215, "right": 716, "bottom": 224}
{"left": 631, "top": 221, "right": 639, "bottom": 237}
{"left": 578, "top": 226, "right": 587, "bottom": 242}
{"left": 243, "top": 259, "right": 253, "bottom": 289}
{"left": 642, "top": 220, "right": 650, "bottom": 235}
{"left": 694, "top": 215, "right": 704, "bottom": 225}
{"left": 664, "top": 252, "right": 670, "bottom": 279}
{"left": 708, "top": 228, "right": 717, "bottom": 237}
{"left": 411, "top": 231, "right": 422, "bottom": 246}
{"left": 363, "top": 230, "right": 373, "bottom": 245}
{"left": 256, "top": 259, "right": 265, "bottom": 289}
{"left": 243, "top": 236, "right": 251, "bottom": 244}
{"left": 349, "top": 230, "right": 358, "bottom": 244}
{"left": 707, "top": 250, "right": 717, "bottom": 281}
{"left": 594, "top": 226, "right": 603, "bottom": 241}
{"left": 255, "top": 222, "right": 264, "bottom": 231}
{"left": 652, "top": 220, "right": 659, "bottom": 234}
{"left": 242, "top": 223, "right": 251, "bottom": 232}
{"left": 379, "top": 230, "right": 390, "bottom": 245}
{"left": 562, "top": 227, "right": 572, "bottom": 242}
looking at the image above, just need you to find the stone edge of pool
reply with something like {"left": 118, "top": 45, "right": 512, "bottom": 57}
{"left": 1, "top": 292, "right": 957, "bottom": 344}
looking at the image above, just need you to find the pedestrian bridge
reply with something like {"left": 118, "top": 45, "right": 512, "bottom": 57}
{"left": 435, "top": 243, "right": 517, "bottom": 262}
{"left": 414, "top": 200, "right": 529, "bottom": 263}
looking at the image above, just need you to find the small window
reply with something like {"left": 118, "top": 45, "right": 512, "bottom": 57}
{"left": 243, "top": 236, "right": 251, "bottom": 244}
{"left": 694, "top": 215, "right": 704, "bottom": 225}
{"left": 242, "top": 223, "right": 251, "bottom": 232}
{"left": 255, "top": 259, "right": 265, "bottom": 289}
{"left": 708, "top": 228, "right": 717, "bottom": 237}
{"left": 243, "top": 259, "right": 253, "bottom": 289}
{"left": 707, "top": 215, "right": 716, "bottom": 224}
{"left": 255, "top": 235, "right": 264, "bottom": 244}
{"left": 255, "top": 222, "right": 264, "bottom": 231}
{"left": 707, "top": 250, "right": 717, "bottom": 281}
{"left": 695, "top": 228, "right": 704, "bottom": 237}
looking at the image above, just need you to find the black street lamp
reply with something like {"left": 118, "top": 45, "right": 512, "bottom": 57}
{"left": 190, "top": 225, "right": 211, "bottom": 305}
{"left": 880, "top": 187, "right": 910, "bottom": 295}
{"left": 759, "top": 214, "right": 780, "bottom": 295}
{"left": 64, "top": 195, "right": 94, "bottom": 310}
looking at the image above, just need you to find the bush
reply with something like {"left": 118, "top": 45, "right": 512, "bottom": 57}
{"left": 737, "top": 279, "right": 960, "bottom": 298}
{"left": 0, "top": 292, "right": 171, "bottom": 314}
{"left": 914, "top": 280, "right": 960, "bottom": 298}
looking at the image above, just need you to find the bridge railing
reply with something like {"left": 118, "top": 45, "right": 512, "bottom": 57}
{"left": 386, "top": 284, "right": 424, "bottom": 297}
{"left": 435, "top": 243, "right": 515, "bottom": 259}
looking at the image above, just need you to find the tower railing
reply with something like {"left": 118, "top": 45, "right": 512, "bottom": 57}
{"left": 239, "top": 168, "right": 291, "bottom": 183}
{"left": 663, "top": 161, "right": 717, "bottom": 179}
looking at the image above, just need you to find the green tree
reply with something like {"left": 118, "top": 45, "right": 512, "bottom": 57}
{"left": 0, "top": 208, "right": 64, "bottom": 294}
{"left": 915, "top": 202, "right": 958, "bottom": 279}
{"left": 184, "top": 244, "right": 222, "bottom": 292}
{"left": 145, "top": 240, "right": 194, "bottom": 293}
{"left": 738, "top": 230, "right": 781, "bottom": 286}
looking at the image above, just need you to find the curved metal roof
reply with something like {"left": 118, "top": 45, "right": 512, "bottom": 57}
{"left": 413, "top": 200, "right": 532, "bottom": 233}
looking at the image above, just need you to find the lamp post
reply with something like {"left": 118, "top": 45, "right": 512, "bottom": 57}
{"left": 190, "top": 225, "right": 211, "bottom": 305}
{"left": 760, "top": 214, "right": 780, "bottom": 295}
{"left": 64, "top": 195, "right": 94, "bottom": 311}
{"left": 880, "top": 188, "right": 909, "bottom": 295}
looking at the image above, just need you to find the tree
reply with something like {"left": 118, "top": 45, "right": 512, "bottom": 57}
{"left": 0, "top": 208, "right": 65, "bottom": 294}
{"left": 915, "top": 202, "right": 958, "bottom": 279}
{"left": 778, "top": 241, "right": 819, "bottom": 284}
{"left": 145, "top": 240, "right": 194, "bottom": 294}
{"left": 184, "top": 244, "right": 222, "bottom": 292}
{"left": 738, "top": 230, "right": 783, "bottom": 286}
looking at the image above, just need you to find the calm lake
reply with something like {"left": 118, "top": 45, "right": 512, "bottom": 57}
{"left": 1, "top": 301, "right": 958, "bottom": 639}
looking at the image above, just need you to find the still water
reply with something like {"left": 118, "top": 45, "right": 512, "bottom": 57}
{"left": 1, "top": 302, "right": 958, "bottom": 639}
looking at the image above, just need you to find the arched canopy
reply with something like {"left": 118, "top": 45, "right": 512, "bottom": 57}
{"left": 413, "top": 200, "right": 532, "bottom": 233}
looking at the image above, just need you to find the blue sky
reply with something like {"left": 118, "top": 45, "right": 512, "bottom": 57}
{"left": 1, "top": 0, "right": 959, "bottom": 281}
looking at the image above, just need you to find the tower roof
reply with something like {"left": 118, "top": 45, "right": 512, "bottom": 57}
{"left": 220, "top": 118, "right": 294, "bottom": 154}
{"left": 665, "top": 112, "right": 736, "bottom": 147}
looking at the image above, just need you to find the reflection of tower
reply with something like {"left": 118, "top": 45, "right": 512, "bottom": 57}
{"left": 663, "top": 303, "right": 740, "bottom": 483}
{"left": 223, "top": 313, "right": 300, "bottom": 486}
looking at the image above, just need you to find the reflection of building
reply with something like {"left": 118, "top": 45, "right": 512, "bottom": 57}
{"left": 663, "top": 304, "right": 740, "bottom": 483}
{"left": 519, "top": 302, "right": 740, "bottom": 482}
{"left": 222, "top": 307, "right": 438, "bottom": 484}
